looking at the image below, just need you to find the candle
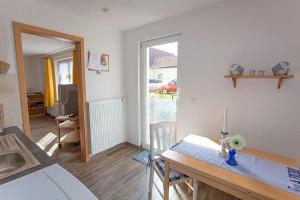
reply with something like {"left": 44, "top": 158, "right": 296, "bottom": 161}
{"left": 223, "top": 107, "right": 228, "bottom": 133}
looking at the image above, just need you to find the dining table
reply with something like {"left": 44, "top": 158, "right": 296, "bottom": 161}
{"left": 161, "top": 134, "right": 300, "bottom": 200}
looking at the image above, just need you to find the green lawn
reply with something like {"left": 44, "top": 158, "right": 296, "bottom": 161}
{"left": 149, "top": 92, "right": 177, "bottom": 99}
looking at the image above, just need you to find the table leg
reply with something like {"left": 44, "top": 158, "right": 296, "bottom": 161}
{"left": 56, "top": 120, "right": 62, "bottom": 148}
{"left": 163, "top": 161, "right": 170, "bottom": 200}
{"left": 193, "top": 180, "right": 198, "bottom": 200}
{"left": 56, "top": 120, "right": 60, "bottom": 143}
{"left": 188, "top": 179, "right": 193, "bottom": 195}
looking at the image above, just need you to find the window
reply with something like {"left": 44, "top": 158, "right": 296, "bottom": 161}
{"left": 55, "top": 58, "right": 73, "bottom": 99}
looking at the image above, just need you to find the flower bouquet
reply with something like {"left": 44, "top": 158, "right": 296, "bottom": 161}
{"left": 226, "top": 135, "right": 246, "bottom": 166}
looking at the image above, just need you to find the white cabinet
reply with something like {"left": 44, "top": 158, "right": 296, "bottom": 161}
{"left": 0, "top": 164, "right": 98, "bottom": 200}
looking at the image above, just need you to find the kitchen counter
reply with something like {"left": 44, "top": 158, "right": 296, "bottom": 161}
{"left": 0, "top": 126, "right": 55, "bottom": 185}
{"left": 0, "top": 127, "right": 98, "bottom": 200}
{"left": 0, "top": 164, "right": 98, "bottom": 200}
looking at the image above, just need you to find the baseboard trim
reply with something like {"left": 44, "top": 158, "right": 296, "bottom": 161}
{"left": 89, "top": 142, "right": 129, "bottom": 160}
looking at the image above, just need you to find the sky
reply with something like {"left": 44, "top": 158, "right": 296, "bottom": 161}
{"left": 152, "top": 42, "right": 178, "bottom": 56}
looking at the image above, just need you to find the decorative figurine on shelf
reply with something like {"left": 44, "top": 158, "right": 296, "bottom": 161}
{"left": 229, "top": 64, "right": 244, "bottom": 76}
{"left": 272, "top": 61, "right": 290, "bottom": 76}
{"left": 249, "top": 70, "right": 256, "bottom": 76}
{"left": 218, "top": 107, "right": 229, "bottom": 158}
{"left": 226, "top": 135, "right": 246, "bottom": 166}
{"left": 258, "top": 70, "right": 265, "bottom": 76}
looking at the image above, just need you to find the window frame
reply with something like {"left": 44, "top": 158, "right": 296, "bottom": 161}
{"left": 54, "top": 57, "right": 73, "bottom": 101}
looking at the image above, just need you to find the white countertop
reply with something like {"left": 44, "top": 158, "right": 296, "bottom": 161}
{"left": 0, "top": 164, "right": 98, "bottom": 200}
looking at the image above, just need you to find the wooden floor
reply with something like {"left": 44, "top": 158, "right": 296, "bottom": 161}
{"left": 30, "top": 115, "right": 81, "bottom": 163}
{"left": 29, "top": 116, "right": 239, "bottom": 200}
{"left": 58, "top": 144, "right": 239, "bottom": 200}
{"left": 30, "top": 115, "right": 58, "bottom": 143}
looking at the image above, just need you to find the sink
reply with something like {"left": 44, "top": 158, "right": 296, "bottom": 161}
{"left": 0, "top": 153, "right": 25, "bottom": 175}
{"left": 0, "top": 134, "right": 40, "bottom": 180}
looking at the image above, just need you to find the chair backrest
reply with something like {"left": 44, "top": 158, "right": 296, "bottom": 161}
{"left": 149, "top": 121, "right": 177, "bottom": 159}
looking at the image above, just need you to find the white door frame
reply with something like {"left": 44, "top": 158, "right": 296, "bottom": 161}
{"left": 139, "top": 34, "right": 182, "bottom": 148}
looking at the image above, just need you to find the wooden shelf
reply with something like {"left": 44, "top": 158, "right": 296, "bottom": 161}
{"left": 28, "top": 100, "right": 43, "bottom": 103}
{"left": 224, "top": 75, "right": 294, "bottom": 89}
{"left": 29, "top": 113, "right": 45, "bottom": 118}
{"left": 27, "top": 93, "right": 42, "bottom": 96}
{"left": 28, "top": 106, "right": 44, "bottom": 110}
{"left": 27, "top": 93, "right": 45, "bottom": 118}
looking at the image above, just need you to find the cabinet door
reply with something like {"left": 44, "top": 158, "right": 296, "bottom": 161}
{"left": 0, "top": 171, "right": 69, "bottom": 200}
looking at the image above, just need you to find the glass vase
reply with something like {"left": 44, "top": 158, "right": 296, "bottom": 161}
{"left": 226, "top": 148, "right": 237, "bottom": 166}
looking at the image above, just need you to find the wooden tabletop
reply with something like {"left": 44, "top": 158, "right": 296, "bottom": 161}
{"left": 162, "top": 135, "right": 300, "bottom": 200}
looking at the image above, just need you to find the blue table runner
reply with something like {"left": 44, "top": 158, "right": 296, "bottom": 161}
{"left": 170, "top": 136, "right": 300, "bottom": 196}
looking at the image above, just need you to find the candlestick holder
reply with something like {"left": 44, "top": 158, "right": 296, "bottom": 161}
{"left": 218, "top": 131, "right": 229, "bottom": 158}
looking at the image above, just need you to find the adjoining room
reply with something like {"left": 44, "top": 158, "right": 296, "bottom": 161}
{"left": 22, "top": 33, "right": 81, "bottom": 163}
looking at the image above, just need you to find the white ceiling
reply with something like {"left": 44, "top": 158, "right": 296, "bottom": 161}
{"left": 22, "top": 33, "right": 74, "bottom": 56}
{"left": 32, "top": 0, "right": 224, "bottom": 30}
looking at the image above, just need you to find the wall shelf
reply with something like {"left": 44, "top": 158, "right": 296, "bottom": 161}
{"left": 224, "top": 75, "right": 294, "bottom": 89}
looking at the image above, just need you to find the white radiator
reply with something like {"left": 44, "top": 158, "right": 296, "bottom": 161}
{"left": 88, "top": 98, "right": 126, "bottom": 155}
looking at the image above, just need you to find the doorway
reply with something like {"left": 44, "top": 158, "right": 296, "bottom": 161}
{"left": 13, "top": 22, "right": 89, "bottom": 162}
{"left": 140, "top": 35, "right": 180, "bottom": 148}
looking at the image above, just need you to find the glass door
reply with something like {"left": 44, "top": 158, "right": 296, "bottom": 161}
{"left": 140, "top": 35, "right": 180, "bottom": 148}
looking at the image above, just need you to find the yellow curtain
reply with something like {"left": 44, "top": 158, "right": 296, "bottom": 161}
{"left": 44, "top": 58, "right": 56, "bottom": 107}
{"left": 51, "top": 59, "right": 57, "bottom": 101}
{"left": 72, "top": 50, "right": 77, "bottom": 84}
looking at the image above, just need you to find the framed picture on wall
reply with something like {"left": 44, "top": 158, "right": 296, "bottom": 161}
{"left": 87, "top": 51, "right": 110, "bottom": 72}
{"left": 100, "top": 53, "right": 109, "bottom": 72}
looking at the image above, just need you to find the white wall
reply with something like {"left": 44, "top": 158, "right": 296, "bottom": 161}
{"left": 23, "top": 55, "right": 44, "bottom": 93}
{"left": 123, "top": 0, "right": 300, "bottom": 162}
{"left": 0, "top": 74, "right": 22, "bottom": 128}
{"left": 0, "top": 0, "right": 124, "bottom": 128}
